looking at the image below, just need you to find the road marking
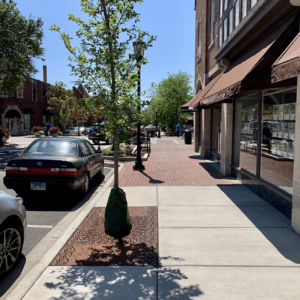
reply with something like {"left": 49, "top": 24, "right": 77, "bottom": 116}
{"left": 27, "top": 225, "right": 53, "bottom": 229}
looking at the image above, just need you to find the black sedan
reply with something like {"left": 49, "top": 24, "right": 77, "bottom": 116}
{"left": 3, "top": 138, "right": 104, "bottom": 197}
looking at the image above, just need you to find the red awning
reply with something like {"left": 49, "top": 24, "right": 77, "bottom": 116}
{"left": 272, "top": 32, "right": 300, "bottom": 83}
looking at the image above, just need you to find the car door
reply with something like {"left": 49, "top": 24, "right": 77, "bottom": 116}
{"left": 85, "top": 141, "right": 102, "bottom": 175}
{"left": 82, "top": 141, "right": 99, "bottom": 177}
{"left": 80, "top": 141, "right": 94, "bottom": 176}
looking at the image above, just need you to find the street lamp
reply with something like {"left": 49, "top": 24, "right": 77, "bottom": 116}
{"left": 133, "top": 40, "right": 146, "bottom": 171}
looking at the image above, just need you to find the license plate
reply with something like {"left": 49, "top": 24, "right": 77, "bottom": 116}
{"left": 31, "top": 182, "right": 46, "bottom": 191}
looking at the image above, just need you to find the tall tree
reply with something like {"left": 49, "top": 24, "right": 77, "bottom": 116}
{"left": 147, "top": 71, "right": 193, "bottom": 129}
{"left": 60, "top": 97, "right": 71, "bottom": 130}
{"left": 0, "top": 0, "right": 44, "bottom": 93}
{"left": 51, "top": 0, "right": 156, "bottom": 188}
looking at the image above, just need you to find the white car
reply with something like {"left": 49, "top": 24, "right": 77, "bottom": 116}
{"left": 0, "top": 191, "right": 26, "bottom": 276}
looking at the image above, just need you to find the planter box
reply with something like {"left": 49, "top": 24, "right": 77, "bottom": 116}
{"left": 2, "top": 136, "right": 6, "bottom": 144}
{"left": 34, "top": 132, "right": 41, "bottom": 137}
{"left": 51, "top": 133, "right": 59, "bottom": 137}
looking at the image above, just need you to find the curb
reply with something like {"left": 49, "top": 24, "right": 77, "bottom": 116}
{"left": 6, "top": 164, "right": 123, "bottom": 300}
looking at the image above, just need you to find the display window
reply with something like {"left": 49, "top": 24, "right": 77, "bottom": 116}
{"left": 261, "top": 89, "right": 296, "bottom": 195}
{"left": 234, "top": 94, "right": 259, "bottom": 175}
{"left": 24, "top": 114, "right": 31, "bottom": 131}
{"left": 211, "top": 104, "right": 222, "bottom": 155}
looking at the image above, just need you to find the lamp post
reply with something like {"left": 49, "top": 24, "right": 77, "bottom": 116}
{"left": 133, "top": 40, "right": 146, "bottom": 171}
{"left": 155, "top": 108, "right": 158, "bottom": 130}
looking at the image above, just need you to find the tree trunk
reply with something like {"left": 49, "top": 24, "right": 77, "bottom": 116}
{"left": 113, "top": 123, "right": 119, "bottom": 189}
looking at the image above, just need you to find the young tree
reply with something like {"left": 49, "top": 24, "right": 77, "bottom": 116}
{"left": 147, "top": 71, "right": 193, "bottom": 130}
{"left": 51, "top": 0, "right": 155, "bottom": 189}
{"left": 0, "top": 0, "right": 44, "bottom": 93}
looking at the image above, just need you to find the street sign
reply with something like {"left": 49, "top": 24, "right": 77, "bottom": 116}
{"left": 82, "top": 116, "right": 88, "bottom": 122}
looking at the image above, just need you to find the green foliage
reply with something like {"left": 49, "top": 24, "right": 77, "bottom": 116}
{"left": 60, "top": 97, "right": 71, "bottom": 129}
{"left": 145, "top": 71, "right": 193, "bottom": 129}
{"left": 47, "top": 82, "right": 81, "bottom": 126}
{"left": 51, "top": 0, "right": 156, "bottom": 187}
{"left": 0, "top": 0, "right": 44, "bottom": 92}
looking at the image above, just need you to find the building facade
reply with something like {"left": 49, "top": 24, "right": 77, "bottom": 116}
{"left": 182, "top": 0, "right": 300, "bottom": 234}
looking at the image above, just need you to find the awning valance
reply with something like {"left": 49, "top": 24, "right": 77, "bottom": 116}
{"left": 23, "top": 108, "right": 35, "bottom": 115}
{"left": 201, "top": 17, "right": 297, "bottom": 106}
{"left": 272, "top": 33, "right": 300, "bottom": 83}
{"left": 181, "top": 74, "right": 222, "bottom": 112}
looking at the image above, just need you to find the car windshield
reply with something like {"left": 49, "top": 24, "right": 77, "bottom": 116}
{"left": 24, "top": 140, "right": 78, "bottom": 156}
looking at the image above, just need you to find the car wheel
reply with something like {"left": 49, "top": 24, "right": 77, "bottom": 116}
{"left": 81, "top": 175, "right": 90, "bottom": 195}
{"left": 93, "top": 140, "right": 100, "bottom": 145}
{"left": 0, "top": 222, "right": 23, "bottom": 276}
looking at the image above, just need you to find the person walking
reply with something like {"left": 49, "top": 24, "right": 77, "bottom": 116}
{"left": 166, "top": 125, "right": 169, "bottom": 136}
{"left": 45, "top": 122, "right": 51, "bottom": 136}
{"left": 176, "top": 123, "right": 181, "bottom": 138}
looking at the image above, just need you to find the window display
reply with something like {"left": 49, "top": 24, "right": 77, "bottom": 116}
{"left": 261, "top": 89, "right": 296, "bottom": 195}
{"left": 24, "top": 114, "right": 31, "bottom": 132}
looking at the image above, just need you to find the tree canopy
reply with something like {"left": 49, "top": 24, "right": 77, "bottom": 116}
{"left": 145, "top": 71, "right": 193, "bottom": 129}
{"left": 51, "top": 0, "right": 156, "bottom": 187}
{"left": 0, "top": 0, "right": 44, "bottom": 93}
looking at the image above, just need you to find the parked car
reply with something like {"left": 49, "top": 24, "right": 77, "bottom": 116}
{"left": 4, "top": 138, "right": 105, "bottom": 197}
{"left": 88, "top": 123, "right": 113, "bottom": 145}
{"left": 0, "top": 191, "right": 26, "bottom": 276}
{"left": 65, "top": 127, "right": 78, "bottom": 135}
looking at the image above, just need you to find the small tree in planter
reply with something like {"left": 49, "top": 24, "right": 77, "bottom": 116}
{"left": 32, "top": 126, "right": 44, "bottom": 137}
{"left": 49, "top": 127, "right": 60, "bottom": 137}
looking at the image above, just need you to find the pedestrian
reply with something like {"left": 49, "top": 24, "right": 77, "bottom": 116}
{"left": 176, "top": 123, "right": 181, "bottom": 138}
{"left": 45, "top": 122, "right": 51, "bottom": 136}
{"left": 166, "top": 125, "right": 169, "bottom": 136}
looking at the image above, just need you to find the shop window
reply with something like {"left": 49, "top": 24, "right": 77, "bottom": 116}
{"left": 223, "top": 17, "right": 228, "bottom": 41}
{"left": 260, "top": 89, "right": 296, "bottom": 195}
{"left": 51, "top": 116, "right": 55, "bottom": 127}
{"left": 234, "top": 93, "right": 259, "bottom": 175}
{"left": 212, "top": 104, "right": 222, "bottom": 155}
{"left": 229, "top": 9, "right": 233, "bottom": 35}
{"left": 8, "top": 91, "right": 17, "bottom": 98}
{"left": 33, "top": 88, "right": 37, "bottom": 101}
{"left": 242, "top": 0, "right": 247, "bottom": 19}
{"left": 210, "top": 1, "right": 215, "bottom": 43}
{"left": 235, "top": 0, "right": 240, "bottom": 27}
{"left": 251, "top": 0, "right": 257, "bottom": 8}
{"left": 219, "top": 0, "right": 223, "bottom": 18}
{"left": 219, "top": 25, "right": 223, "bottom": 47}
{"left": 24, "top": 114, "right": 31, "bottom": 131}
{"left": 43, "top": 115, "right": 47, "bottom": 126}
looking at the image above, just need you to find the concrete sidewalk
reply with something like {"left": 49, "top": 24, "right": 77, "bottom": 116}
{"left": 9, "top": 182, "right": 300, "bottom": 299}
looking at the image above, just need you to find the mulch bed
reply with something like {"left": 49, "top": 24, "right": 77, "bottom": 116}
{"left": 51, "top": 207, "right": 158, "bottom": 267}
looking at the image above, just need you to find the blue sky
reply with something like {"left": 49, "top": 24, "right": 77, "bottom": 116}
{"left": 15, "top": 0, "right": 195, "bottom": 92}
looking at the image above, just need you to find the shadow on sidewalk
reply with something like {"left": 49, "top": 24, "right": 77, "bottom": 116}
{"left": 139, "top": 171, "right": 164, "bottom": 184}
{"left": 44, "top": 256, "right": 202, "bottom": 300}
{"left": 218, "top": 185, "right": 300, "bottom": 265}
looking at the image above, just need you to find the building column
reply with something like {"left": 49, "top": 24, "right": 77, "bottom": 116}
{"left": 200, "top": 107, "right": 211, "bottom": 158}
{"left": 194, "top": 111, "right": 200, "bottom": 153}
{"left": 220, "top": 103, "right": 233, "bottom": 176}
{"left": 292, "top": 75, "right": 300, "bottom": 234}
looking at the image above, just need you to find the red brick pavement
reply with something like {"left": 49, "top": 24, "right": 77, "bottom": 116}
{"left": 110, "top": 137, "right": 235, "bottom": 187}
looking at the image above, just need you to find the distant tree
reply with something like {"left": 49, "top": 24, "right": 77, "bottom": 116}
{"left": 0, "top": 0, "right": 44, "bottom": 93}
{"left": 47, "top": 82, "right": 81, "bottom": 127}
{"left": 60, "top": 97, "right": 71, "bottom": 130}
{"left": 147, "top": 71, "right": 193, "bottom": 129}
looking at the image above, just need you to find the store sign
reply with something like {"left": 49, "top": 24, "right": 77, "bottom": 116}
{"left": 202, "top": 89, "right": 234, "bottom": 105}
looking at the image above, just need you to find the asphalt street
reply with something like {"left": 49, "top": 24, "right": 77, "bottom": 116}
{"left": 0, "top": 137, "right": 114, "bottom": 297}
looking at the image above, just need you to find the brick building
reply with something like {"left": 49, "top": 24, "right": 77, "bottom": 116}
{"left": 181, "top": 0, "right": 300, "bottom": 234}
{"left": 0, "top": 66, "right": 90, "bottom": 135}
